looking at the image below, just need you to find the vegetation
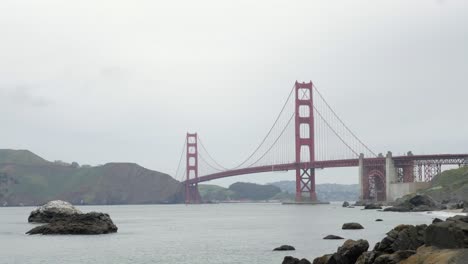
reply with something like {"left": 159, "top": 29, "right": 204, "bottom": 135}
{"left": 270, "top": 181, "right": 359, "bottom": 201}
{"left": 422, "top": 166, "right": 468, "bottom": 202}
{"left": 0, "top": 149, "right": 183, "bottom": 206}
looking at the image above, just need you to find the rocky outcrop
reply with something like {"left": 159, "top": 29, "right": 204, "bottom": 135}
{"left": 373, "top": 224, "right": 426, "bottom": 253}
{"left": 425, "top": 215, "right": 468, "bottom": 248}
{"left": 282, "top": 256, "right": 311, "bottom": 264}
{"left": 274, "top": 245, "right": 295, "bottom": 251}
{"left": 384, "top": 194, "right": 442, "bottom": 212}
{"left": 314, "top": 239, "right": 369, "bottom": 264}
{"left": 342, "top": 222, "right": 364, "bottom": 230}
{"left": 323, "top": 235, "right": 344, "bottom": 240}
{"left": 28, "top": 200, "right": 82, "bottom": 223}
{"left": 26, "top": 212, "right": 118, "bottom": 235}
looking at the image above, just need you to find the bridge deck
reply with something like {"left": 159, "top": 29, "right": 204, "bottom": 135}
{"left": 185, "top": 154, "right": 468, "bottom": 184}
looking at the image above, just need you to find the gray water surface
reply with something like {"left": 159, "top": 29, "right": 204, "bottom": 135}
{"left": 0, "top": 203, "right": 441, "bottom": 264}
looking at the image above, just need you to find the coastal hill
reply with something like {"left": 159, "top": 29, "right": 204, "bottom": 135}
{"left": 199, "top": 181, "right": 359, "bottom": 202}
{"left": 422, "top": 166, "right": 468, "bottom": 202}
{"left": 0, "top": 149, "right": 183, "bottom": 206}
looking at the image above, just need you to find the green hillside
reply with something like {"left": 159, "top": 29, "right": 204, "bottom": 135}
{"left": 0, "top": 149, "right": 183, "bottom": 206}
{"left": 422, "top": 166, "right": 468, "bottom": 202}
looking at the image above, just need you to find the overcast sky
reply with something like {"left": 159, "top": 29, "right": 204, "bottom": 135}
{"left": 1, "top": 0, "right": 467, "bottom": 186}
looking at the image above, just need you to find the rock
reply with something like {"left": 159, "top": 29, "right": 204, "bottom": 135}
{"left": 372, "top": 250, "right": 416, "bottom": 264}
{"left": 282, "top": 256, "right": 311, "bottom": 264}
{"left": 425, "top": 215, "right": 468, "bottom": 249}
{"left": 28, "top": 200, "right": 82, "bottom": 223}
{"left": 331, "top": 239, "right": 369, "bottom": 264}
{"left": 375, "top": 219, "right": 383, "bottom": 222}
{"left": 374, "top": 224, "right": 427, "bottom": 253}
{"left": 346, "top": 206, "right": 355, "bottom": 208}
{"left": 384, "top": 194, "right": 439, "bottom": 212}
{"left": 342, "top": 222, "right": 364, "bottom": 230}
{"left": 364, "top": 204, "right": 382, "bottom": 210}
{"left": 274, "top": 245, "right": 295, "bottom": 251}
{"left": 311, "top": 254, "right": 332, "bottom": 264}
{"left": 26, "top": 212, "right": 118, "bottom": 235}
{"left": 355, "top": 251, "right": 379, "bottom": 264}
{"left": 323, "top": 235, "right": 344, "bottom": 240}
{"left": 402, "top": 245, "right": 468, "bottom": 264}
{"left": 342, "top": 201, "right": 350, "bottom": 207}
{"left": 353, "top": 200, "right": 366, "bottom": 206}
{"left": 432, "top": 218, "right": 443, "bottom": 224}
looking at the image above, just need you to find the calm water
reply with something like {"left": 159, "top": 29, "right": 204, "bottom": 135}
{"left": 0, "top": 203, "right": 449, "bottom": 264}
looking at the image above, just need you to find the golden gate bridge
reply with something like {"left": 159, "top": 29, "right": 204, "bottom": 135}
{"left": 173, "top": 81, "right": 468, "bottom": 203}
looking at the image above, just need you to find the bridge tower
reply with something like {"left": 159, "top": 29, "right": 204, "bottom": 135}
{"left": 294, "top": 81, "right": 317, "bottom": 202}
{"left": 185, "top": 133, "right": 201, "bottom": 203}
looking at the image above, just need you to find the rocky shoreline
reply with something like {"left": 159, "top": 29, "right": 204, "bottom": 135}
{"left": 282, "top": 197, "right": 468, "bottom": 264}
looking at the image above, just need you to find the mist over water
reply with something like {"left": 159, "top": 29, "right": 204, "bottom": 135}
{"left": 1, "top": 203, "right": 440, "bottom": 264}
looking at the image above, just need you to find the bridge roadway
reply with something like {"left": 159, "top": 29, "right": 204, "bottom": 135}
{"left": 185, "top": 154, "right": 468, "bottom": 184}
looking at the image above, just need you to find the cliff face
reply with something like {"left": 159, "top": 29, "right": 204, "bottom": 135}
{"left": 0, "top": 149, "right": 184, "bottom": 206}
{"left": 422, "top": 166, "right": 468, "bottom": 203}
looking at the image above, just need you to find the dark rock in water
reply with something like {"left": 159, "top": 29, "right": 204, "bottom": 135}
{"left": 26, "top": 212, "right": 118, "bottom": 235}
{"left": 425, "top": 215, "right": 468, "bottom": 249}
{"left": 346, "top": 206, "right": 355, "bottom": 208}
{"left": 342, "top": 222, "right": 364, "bottom": 230}
{"left": 353, "top": 200, "right": 366, "bottom": 206}
{"left": 323, "top": 235, "right": 344, "bottom": 240}
{"left": 28, "top": 200, "right": 82, "bottom": 223}
{"left": 374, "top": 224, "right": 427, "bottom": 253}
{"left": 364, "top": 204, "right": 382, "bottom": 210}
{"left": 342, "top": 201, "right": 349, "bottom": 207}
{"left": 432, "top": 218, "right": 443, "bottom": 224}
{"left": 375, "top": 219, "right": 383, "bottom": 222}
{"left": 384, "top": 194, "right": 440, "bottom": 212}
{"left": 332, "top": 239, "right": 369, "bottom": 264}
{"left": 282, "top": 256, "right": 310, "bottom": 264}
{"left": 372, "top": 250, "right": 416, "bottom": 264}
{"left": 274, "top": 245, "right": 295, "bottom": 251}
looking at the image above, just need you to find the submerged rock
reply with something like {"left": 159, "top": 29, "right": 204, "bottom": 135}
{"left": 323, "top": 235, "right": 344, "bottom": 240}
{"left": 342, "top": 222, "right": 364, "bottom": 230}
{"left": 342, "top": 201, "right": 350, "bottom": 207}
{"left": 375, "top": 219, "right": 383, "bottom": 222}
{"left": 28, "top": 200, "right": 82, "bottom": 223}
{"left": 26, "top": 212, "right": 118, "bottom": 235}
{"left": 274, "top": 245, "right": 295, "bottom": 251}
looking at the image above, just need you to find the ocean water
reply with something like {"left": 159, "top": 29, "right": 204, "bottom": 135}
{"left": 0, "top": 203, "right": 457, "bottom": 264}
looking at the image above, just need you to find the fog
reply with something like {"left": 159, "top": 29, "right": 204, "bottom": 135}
{"left": 1, "top": 0, "right": 467, "bottom": 186}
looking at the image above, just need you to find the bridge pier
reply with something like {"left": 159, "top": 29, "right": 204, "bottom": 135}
{"left": 296, "top": 168, "right": 317, "bottom": 202}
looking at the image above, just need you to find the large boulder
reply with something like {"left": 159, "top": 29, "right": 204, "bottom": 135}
{"left": 28, "top": 200, "right": 82, "bottom": 223}
{"left": 384, "top": 194, "right": 439, "bottom": 212}
{"left": 342, "top": 222, "right": 364, "bottom": 230}
{"left": 26, "top": 212, "right": 118, "bottom": 235}
{"left": 425, "top": 215, "right": 468, "bottom": 249}
{"left": 374, "top": 224, "right": 427, "bottom": 253}
{"left": 332, "top": 239, "right": 369, "bottom": 264}
{"left": 372, "top": 250, "right": 415, "bottom": 264}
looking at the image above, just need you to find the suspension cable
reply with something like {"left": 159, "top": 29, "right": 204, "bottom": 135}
{"left": 247, "top": 112, "right": 295, "bottom": 167}
{"left": 173, "top": 138, "right": 187, "bottom": 181}
{"left": 313, "top": 84, "right": 376, "bottom": 157}
{"left": 197, "top": 136, "right": 229, "bottom": 170}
